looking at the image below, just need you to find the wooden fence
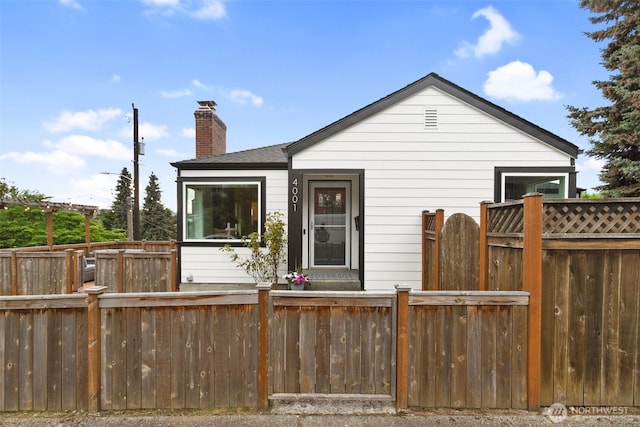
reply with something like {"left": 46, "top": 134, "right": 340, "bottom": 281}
{"left": 0, "top": 246, "right": 177, "bottom": 295}
{"left": 422, "top": 195, "right": 640, "bottom": 408}
{"left": 0, "top": 286, "right": 529, "bottom": 413}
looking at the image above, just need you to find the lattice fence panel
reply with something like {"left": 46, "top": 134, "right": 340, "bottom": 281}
{"left": 424, "top": 213, "right": 437, "bottom": 232}
{"left": 487, "top": 203, "right": 524, "bottom": 234}
{"left": 543, "top": 200, "right": 640, "bottom": 234}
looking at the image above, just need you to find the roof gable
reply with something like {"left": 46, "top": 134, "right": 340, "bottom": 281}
{"left": 286, "top": 72, "right": 579, "bottom": 158}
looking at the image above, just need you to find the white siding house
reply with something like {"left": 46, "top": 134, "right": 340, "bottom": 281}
{"left": 172, "top": 73, "right": 579, "bottom": 291}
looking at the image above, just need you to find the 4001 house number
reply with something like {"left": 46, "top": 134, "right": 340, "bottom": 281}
{"left": 291, "top": 178, "right": 300, "bottom": 212}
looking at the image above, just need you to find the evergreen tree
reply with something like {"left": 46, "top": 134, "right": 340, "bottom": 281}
{"left": 102, "top": 168, "right": 132, "bottom": 231}
{"left": 566, "top": 0, "right": 640, "bottom": 197}
{"left": 141, "top": 172, "right": 176, "bottom": 241}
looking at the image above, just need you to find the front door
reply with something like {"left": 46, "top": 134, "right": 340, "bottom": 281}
{"left": 310, "top": 182, "right": 350, "bottom": 268}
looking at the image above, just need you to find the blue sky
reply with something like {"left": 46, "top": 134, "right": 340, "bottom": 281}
{"left": 1, "top": 0, "right": 608, "bottom": 211}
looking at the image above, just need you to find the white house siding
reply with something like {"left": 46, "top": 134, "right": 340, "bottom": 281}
{"left": 179, "top": 169, "right": 288, "bottom": 285}
{"left": 292, "top": 86, "right": 573, "bottom": 291}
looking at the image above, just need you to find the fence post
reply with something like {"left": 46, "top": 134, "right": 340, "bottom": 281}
{"left": 256, "top": 282, "right": 272, "bottom": 411}
{"left": 434, "top": 209, "right": 444, "bottom": 290}
{"left": 86, "top": 285, "right": 107, "bottom": 412}
{"left": 523, "top": 193, "right": 543, "bottom": 411}
{"left": 479, "top": 201, "right": 491, "bottom": 291}
{"left": 395, "top": 284, "right": 411, "bottom": 410}
{"left": 421, "top": 211, "right": 428, "bottom": 290}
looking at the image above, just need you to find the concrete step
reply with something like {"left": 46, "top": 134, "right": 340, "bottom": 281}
{"left": 270, "top": 393, "right": 395, "bottom": 415}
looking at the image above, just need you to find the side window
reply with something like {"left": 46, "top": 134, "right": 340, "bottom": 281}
{"left": 184, "top": 181, "right": 261, "bottom": 241}
{"left": 503, "top": 174, "right": 567, "bottom": 201}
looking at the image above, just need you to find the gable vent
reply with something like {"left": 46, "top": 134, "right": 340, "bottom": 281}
{"left": 424, "top": 108, "right": 438, "bottom": 129}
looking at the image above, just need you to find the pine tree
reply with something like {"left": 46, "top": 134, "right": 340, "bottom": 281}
{"left": 566, "top": 0, "right": 640, "bottom": 197}
{"left": 141, "top": 172, "right": 176, "bottom": 241}
{"left": 103, "top": 168, "right": 133, "bottom": 231}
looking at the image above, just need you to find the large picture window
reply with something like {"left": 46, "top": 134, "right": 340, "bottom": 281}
{"left": 184, "top": 180, "right": 262, "bottom": 242}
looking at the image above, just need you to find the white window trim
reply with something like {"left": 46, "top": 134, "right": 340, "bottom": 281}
{"left": 501, "top": 172, "right": 569, "bottom": 202}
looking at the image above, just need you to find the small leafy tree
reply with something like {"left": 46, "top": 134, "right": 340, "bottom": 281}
{"left": 220, "top": 211, "right": 287, "bottom": 284}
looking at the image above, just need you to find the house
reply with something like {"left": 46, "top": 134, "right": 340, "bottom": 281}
{"left": 171, "top": 73, "right": 579, "bottom": 291}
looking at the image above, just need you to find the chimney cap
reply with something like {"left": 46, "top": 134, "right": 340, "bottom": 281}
{"left": 197, "top": 100, "right": 217, "bottom": 109}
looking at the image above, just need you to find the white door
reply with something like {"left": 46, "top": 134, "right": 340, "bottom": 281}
{"left": 309, "top": 181, "right": 350, "bottom": 268}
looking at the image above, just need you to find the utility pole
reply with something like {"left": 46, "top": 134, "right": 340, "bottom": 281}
{"left": 132, "top": 104, "right": 141, "bottom": 241}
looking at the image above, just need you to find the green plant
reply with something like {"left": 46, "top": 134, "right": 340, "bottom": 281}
{"left": 220, "top": 211, "right": 287, "bottom": 284}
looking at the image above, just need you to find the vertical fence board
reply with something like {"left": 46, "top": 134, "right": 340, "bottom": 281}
{"left": 213, "top": 306, "right": 229, "bottom": 407}
{"left": 155, "top": 309, "right": 172, "bottom": 408}
{"left": 435, "top": 306, "right": 451, "bottom": 407}
{"left": 4, "top": 312, "right": 19, "bottom": 411}
{"left": 101, "top": 309, "right": 113, "bottom": 410}
{"left": 227, "top": 307, "right": 242, "bottom": 407}
{"left": 244, "top": 304, "right": 258, "bottom": 406}
{"left": 619, "top": 251, "right": 639, "bottom": 406}
{"left": 551, "top": 250, "right": 570, "bottom": 405}
{"left": 360, "top": 308, "right": 375, "bottom": 394}
{"left": 140, "top": 308, "right": 156, "bottom": 409}
{"left": 330, "top": 307, "right": 347, "bottom": 394}
{"left": 567, "top": 251, "right": 587, "bottom": 406}
{"left": 46, "top": 311, "right": 62, "bottom": 411}
{"left": 298, "top": 306, "right": 315, "bottom": 393}
{"left": 61, "top": 311, "right": 77, "bottom": 410}
{"left": 450, "top": 305, "right": 466, "bottom": 407}
{"left": 18, "top": 312, "right": 33, "bottom": 411}
{"left": 584, "top": 251, "right": 604, "bottom": 406}
{"left": 112, "top": 308, "right": 127, "bottom": 410}
{"left": 345, "top": 307, "right": 361, "bottom": 394}
{"left": 170, "top": 308, "right": 186, "bottom": 409}
{"left": 32, "top": 310, "right": 47, "bottom": 411}
{"left": 601, "top": 251, "right": 621, "bottom": 407}
{"left": 466, "top": 305, "right": 482, "bottom": 408}
{"left": 184, "top": 308, "right": 200, "bottom": 408}
{"left": 540, "top": 250, "right": 555, "bottom": 405}
{"left": 315, "top": 306, "right": 331, "bottom": 394}
{"left": 126, "top": 308, "right": 142, "bottom": 409}
{"left": 480, "top": 306, "right": 497, "bottom": 408}
{"left": 495, "top": 306, "right": 512, "bottom": 408}
{"left": 511, "top": 305, "right": 528, "bottom": 409}
{"left": 199, "top": 307, "right": 214, "bottom": 408}
{"left": 270, "top": 305, "right": 284, "bottom": 394}
{"left": 421, "top": 306, "right": 437, "bottom": 407}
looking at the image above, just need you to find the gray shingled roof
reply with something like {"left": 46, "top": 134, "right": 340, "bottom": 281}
{"left": 172, "top": 143, "right": 288, "bottom": 170}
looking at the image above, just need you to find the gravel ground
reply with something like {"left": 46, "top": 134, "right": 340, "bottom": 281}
{"left": 1, "top": 409, "right": 640, "bottom": 426}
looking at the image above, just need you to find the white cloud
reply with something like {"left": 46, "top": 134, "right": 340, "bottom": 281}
{"left": 0, "top": 150, "right": 85, "bottom": 174}
{"left": 44, "top": 135, "right": 131, "bottom": 160}
{"left": 455, "top": 6, "right": 519, "bottom": 59}
{"left": 181, "top": 127, "right": 195, "bottom": 138}
{"left": 111, "top": 74, "right": 121, "bottom": 83}
{"left": 157, "top": 148, "right": 186, "bottom": 157}
{"left": 577, "top": 156, "right": 605, "bottom": 173}
{"left": 230, "top": 89, "right": 263, "bottom": 107}
{"left": 43, "top": 108, "right": 123, "bottom": 133}
{"left": 192, "top": 79, "right": 208, "bottom": 89}
{"left": 59, "top": 0, "right": 83, "bottom": 11}
{"left": 160, "top": 88, "right": 192, "bottom": 98}
{"left": 139, "top": 122, "right": 169, "bottom": 139}
{"left": 484, "top": 61, "right": 561, "bottom": 102}
{"left": 141, "top": 0, "right": 226, "bottom": 20}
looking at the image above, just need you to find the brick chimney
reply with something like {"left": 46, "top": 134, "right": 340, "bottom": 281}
{"left": 195, "top": 100, "right": 227, "bottom": 158}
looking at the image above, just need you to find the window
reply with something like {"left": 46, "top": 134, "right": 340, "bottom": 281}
{"left": 495, "top": 167, "right": 576, "bottom": 202}
{"left": 503, "top": 174, "right": 567, "bottom": 201}
{"left": 184, "top": 180, "right": 262, "bottom": 242}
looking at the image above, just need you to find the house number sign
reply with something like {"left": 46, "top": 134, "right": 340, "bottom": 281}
{"left": 291, "top": 177, "right": 300, "bottom": 212}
